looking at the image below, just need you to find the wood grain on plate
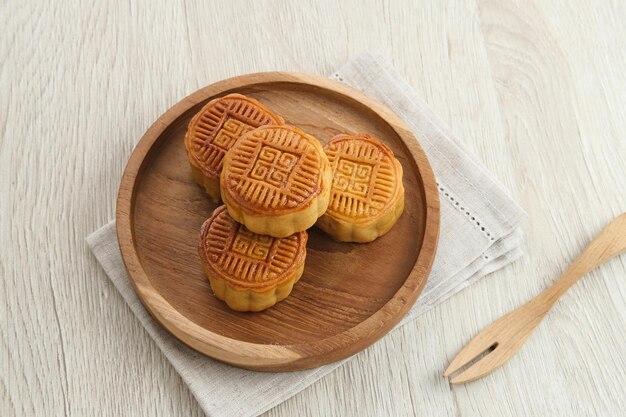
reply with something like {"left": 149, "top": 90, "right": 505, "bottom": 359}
{"left": 115, "top": 72, "right": 439, "bottom": 371}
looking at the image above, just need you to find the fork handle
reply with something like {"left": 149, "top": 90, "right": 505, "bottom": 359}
{"left": 537, "top": 213, "right": 626, "bottom": 309}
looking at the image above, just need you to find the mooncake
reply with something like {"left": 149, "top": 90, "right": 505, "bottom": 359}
{"left": 199, "top": 205, "right": 307, "bottom": 312}
{"left": 316, "top": 133, "right": 404, "bottom": 242}
{"left": 220, "top": 125, "right": 332, "bottom": 237}
{"left": 184, "top": 93, "right": 284, "bottom": 202}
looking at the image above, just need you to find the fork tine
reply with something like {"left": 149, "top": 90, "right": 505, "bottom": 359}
{"left": 444, "top": 327, "right": 498, "bottom": 377}
{"left": 449, "top": 341, "right": 521, "bottom": 383}
{"left": 449, "top": 349, "right": 500, "bottom": 384}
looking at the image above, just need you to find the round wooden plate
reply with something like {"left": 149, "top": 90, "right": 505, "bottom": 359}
{"left": 116, "top": 72, "right": 440, "bottom": 371}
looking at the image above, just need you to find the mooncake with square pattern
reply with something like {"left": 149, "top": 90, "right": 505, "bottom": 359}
{"left": 316, "top": 133, "right": 404, "bottom": 242}
{"left": 220, "top": 125, "right": 332, "bottom": 237}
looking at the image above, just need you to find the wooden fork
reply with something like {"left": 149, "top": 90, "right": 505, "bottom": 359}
{"left": 444, "top": 213, "right": 626, "bottom": 384}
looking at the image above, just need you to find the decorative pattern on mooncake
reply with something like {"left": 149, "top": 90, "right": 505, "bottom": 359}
{"left": 221, "top": 125, "right": 332, "bottom": 237}
{"left": 316, "top": 133, "right": 404, "bottom": 242}
{"left": 199, "top": 205, "right": 307, "bottom": 312}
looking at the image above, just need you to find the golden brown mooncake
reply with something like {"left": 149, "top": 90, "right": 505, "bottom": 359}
{"left": 184, "top": 93, "right": 284, "bottom": 202}
{"left": 220, "top": 125, "right": 332, "bottom": 238}
{"left": 316, "top": 133, "right": 405, "bottom": 242}
{"left": 199, "top": 205, "right": 307, "bottom": 312}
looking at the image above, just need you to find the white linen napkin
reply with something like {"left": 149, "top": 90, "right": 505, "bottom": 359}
{"left": 87, "top": 52, "right": 526, "bottom": 417}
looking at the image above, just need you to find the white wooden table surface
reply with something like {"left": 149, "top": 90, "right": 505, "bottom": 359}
{"left": 2, "top": 1, "right": 625, "bottom": 416}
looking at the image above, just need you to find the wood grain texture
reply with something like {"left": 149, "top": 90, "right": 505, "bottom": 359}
{"left": 1, "top": 0, "right": 625, "bottom": 416}
{"left": 116, "top": 72, "right": 439, "bottom": 370}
